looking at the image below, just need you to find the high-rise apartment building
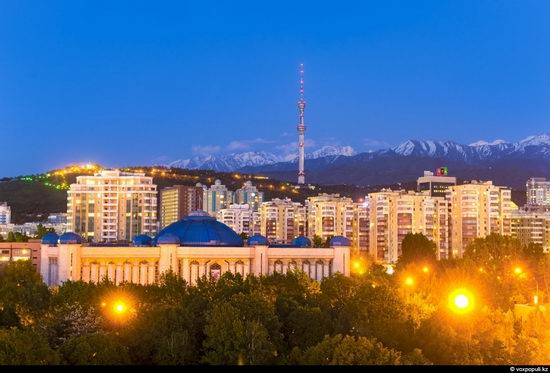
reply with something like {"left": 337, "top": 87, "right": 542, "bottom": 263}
{"left": 511, "top": 210, "right": 550, "bottom": 252}
{"left": 202, "top": 180, "right": 234, "bottom": 216}
{"left": 259, "top": 198, "right": 306, "bottom": 244}
{"left": 160, "top": 185, "right": 203, "bottom": 228}
{"left": 368, "top": 190, "right": 449, "bottom": 263}
{"left": 417, "top": 170, "right": 457, "bottom": 198}
{"left": 306, "top": 194, "right": 355, "bottom": 242}
{"left": 526, "top": 178, "right": 550, "bottom": 206}
{"left": 353, "top": 201, "right": 370, "bottom": 253}
{"left": 216, "top": 204, "right": 259, "bottom": 237}
{"left": 0, "top": 202, "right": 11, "bottom": 225}
{"left": 447, "top": 181, "right": 515, "bottom": 258}
{"left": 234, "top": 181, "right": 264, "bottom": 211}
{"left": 67, "top": 170, "right": 158, "bottom": 242}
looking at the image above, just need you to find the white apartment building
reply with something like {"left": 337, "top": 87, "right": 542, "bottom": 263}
{"left": 447, "top": 181, "right": 515, "bottom": 258}
{"left": 526, "top": 178, "right": 550, "bottom": 206}
{"left": 259, "top": 198, "right": 306, "bottom": 244}
{"left": 234, "top": 181, "right": 264, "bottom": 211}
{"left": 202, "top": 180, "right": 234, "bottom": 216}
{"left": 306, "top": 194, "right": 355, "bottom": 242}
{"left": 368, "top": 190, "right": 449, "bottom": 263}
{"left": 67, "top": 170, "right": 158, "bottom": 242}
{"left": 216, "top": 204, "right": 260, "bottom": 237}
{"left": 0, "top": 202, "right": 11, "bottom": 225}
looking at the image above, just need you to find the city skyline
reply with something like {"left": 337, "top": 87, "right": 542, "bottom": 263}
{"left": 2, "top": 1, "right": 550, "bottom": 176}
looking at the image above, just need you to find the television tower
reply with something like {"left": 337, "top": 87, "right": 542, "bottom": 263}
{"left": 297, "top": 64, "right": 306, "bottom": 185}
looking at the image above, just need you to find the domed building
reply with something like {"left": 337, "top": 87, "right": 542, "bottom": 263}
{"left": 40, "top": 211, "right": 350, "bottom": 287}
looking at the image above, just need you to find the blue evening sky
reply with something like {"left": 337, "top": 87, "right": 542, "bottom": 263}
{"left": 1, "top": 1, "right": 549, "bottom": 176}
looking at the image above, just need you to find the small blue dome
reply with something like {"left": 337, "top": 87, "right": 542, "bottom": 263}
{"left": 330, "top": 236, "right": 351, "bottom": 247}
{"left": 291, "top": 236, "right": 312, "bottom": 248}
{"left": 248, "top": 234, "right": 269, "bottom": 246}
{"left": 58, "top": 232, "right": 83, "bottom": 245}
{"left": 132, "top": 234, "right": 152, "bottom": 246}
{"left": 156, "top": 233, "right": 181, "bottom": 245}
{"left": 154, "top": 210, "right": 244, "bottom": 247}
{"left": 41, "top": 232, "right": 59, "bottom": 246}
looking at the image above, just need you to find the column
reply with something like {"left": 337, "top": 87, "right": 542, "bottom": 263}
{"left": 90, "top": 263, "right": 99, "bottom": 284}
{"left": 140, "top": 262, "right": 148, "bottom": 285}
{"left": 243, "top": 259, "right": 250, "bottom": 277}
{"left": 81, "top": 265, "right": 90, "bottom": 283}
{"left": 98, "top": 264, "right": 106, "bottom": 283}
{"left": 190, "top": 262, "right": 199, "bottom": 285}
{"left": 323, "top": 260, "right": 330, "bottom": 279}
{"left": 132, "top": 263, "right": 140, "bottom": 284}
{"left": 148, "top": 263, "right": 156, "bottom": 284}
{"left": 124, "top": 262, "right": 132, "bottom": 283}
{"left": 182, "top": 258, "right": 190, "bottom": 283}
{"left": 107, "top": 263, "right": 116, "bottom": 282}
{"left": 115, "top": 264, "right": 123, "bottom": 285}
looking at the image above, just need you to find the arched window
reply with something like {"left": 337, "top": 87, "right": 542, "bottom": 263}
{"left": 316, "top": 260, "right": 324, "bottom": 281}
{"left": 190, "top": 261, "right": 200, "bottom": 285}
{"left": 274, "top": 260, "right": 283, "bottom": 273}
{"left": 302, "top": 261, "right": 310, "bottom": 277}
{"left": 210, "top": 263, "right": 222, "bottom": 281}
{"left": 235, "top": 261, "right": 245, "bottom": 276}
{"left": 288, "top": 261, "right": 297, "bottom": 272}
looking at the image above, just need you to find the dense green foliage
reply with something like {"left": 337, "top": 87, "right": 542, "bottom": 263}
{"left": 398, "top": 233, "right": 437, "bottom": 266}
{"left": 0, "top": 234, "right": 550, "bottom": 365}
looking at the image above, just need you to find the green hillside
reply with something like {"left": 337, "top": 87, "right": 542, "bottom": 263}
{"left": 0, "top": 164, "right": 375, "bottom": 224}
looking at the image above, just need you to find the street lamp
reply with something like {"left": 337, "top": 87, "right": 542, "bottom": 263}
{"left": 448, "top": 288, "right": 475, "bottom": 315}
{"left": 404, "top": 276, "right": 415, "bottom": 287}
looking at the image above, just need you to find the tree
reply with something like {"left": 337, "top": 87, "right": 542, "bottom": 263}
{"left": 463, "top": 234, "right": 523, "bottom": 266}
{"left": 202, "top": 301, "right": 276, "bottom": 365}
{"left": 41, "top": 303, "right": 103, "bottom": 349}
{"left": 35, "top": 224, "right": 55, "bottom": 239}
{"left": 312, "top": 235, "right": 324, "bottom": 248}
{"left": 296, "top": 334, "right": 405, "bottom": 365}
{"left": 0, "top": 328, "right": 59, "bottom": 365}
{"left": 398, "top": 233, "right": 437, "bottom": 266}
{"left": 6, "top": 232, "right": 15, "bottom": 242}
{"left": 122, "top": 304, "right": 199, "bottom": 365}
{"left": 59, "top": 333, "right": 130, "bottom": 365}
{"left": 0, "top": 261, "right": 50, "bottom": 322}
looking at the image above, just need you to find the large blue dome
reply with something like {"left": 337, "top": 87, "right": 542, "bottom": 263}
{"left": 291, "top": 236, "right": 312, "bottom": 248}
{"left": 155, "top": 210, "right": 244, "bottom": 247}
{"left": 58, "top": 232, "right": 83, "bottom": 245}
{"left": 41, "top": 232, "right": 59, "bottom": 246}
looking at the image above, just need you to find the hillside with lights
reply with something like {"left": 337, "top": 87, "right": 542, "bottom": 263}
{"left": 0, "top": 164, "right": 381, "bottom": 224}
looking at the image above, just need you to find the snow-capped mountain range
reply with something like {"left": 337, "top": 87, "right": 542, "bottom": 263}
{"left": 167, "top": 145, "right": 356, "bottom": 172}
{"left": 389, "top": 134, "right": 550, "bottom": 161}
{"left": 236, "top": 133, "right": 550, "bottom": 189}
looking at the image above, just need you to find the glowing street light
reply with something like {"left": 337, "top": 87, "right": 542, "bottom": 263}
{"left": 422, "top": 266, "right": 430, "bottom": 274}
{"left": 113, "top": 301, "right": 127, "bottom": 315}
{"left": 404, "top": 276, "right": 415, "bottom": 287}
{"left": 448, "top": 288, "right": 475, "bottom": 315}
{"left": 514, "top": 266, "right": 523, "bottom": 275}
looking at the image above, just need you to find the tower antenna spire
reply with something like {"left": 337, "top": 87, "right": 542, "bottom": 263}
{"left": 297, "top": 63, "right": 306, "bottom": 185}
